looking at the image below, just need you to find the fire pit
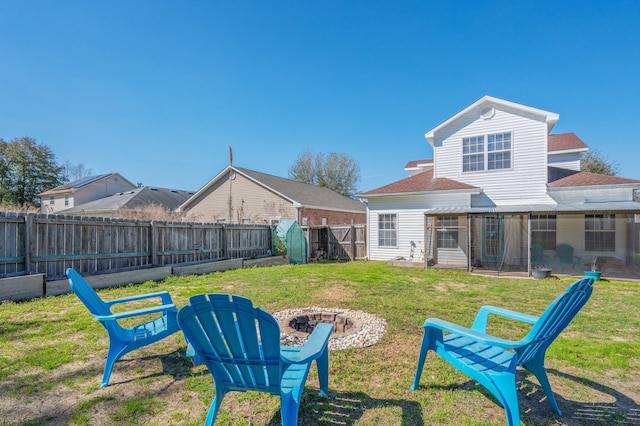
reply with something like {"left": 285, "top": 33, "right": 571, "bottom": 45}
{"left": 272, "top": 307, "right": 387, "bottom": 350}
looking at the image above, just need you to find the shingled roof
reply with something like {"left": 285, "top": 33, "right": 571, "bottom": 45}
{"left": 548, "top": 133, "right": 588, "bottom": 152}
{"left": 39, "top": 173, "right": 115, "bottom": 195}
{"left": 548, "top": 166, "right": 640, "bottom": 187}
{"left": 361, "top": 169, "right": 478, "bottom": 196}
{"left": 235, "top": 167, "right": 365, "bottom": 212}
{"left": 61, "top": 186, "right": 195, "bottom": 214}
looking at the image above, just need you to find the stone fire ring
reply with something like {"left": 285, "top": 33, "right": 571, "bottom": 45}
{"left": 272, "top": 307, "right": 387, "bottom": 351}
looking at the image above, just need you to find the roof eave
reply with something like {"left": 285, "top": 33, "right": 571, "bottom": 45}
{"left": 548, "top": 147, "right": 589, "bottom": 155}
{"left": 425, "top": 96, "right": 560, "bottom": 145}
{"left": 360, "top": 188, "right": 482, "bottom": 198}
{"left": 548, "top": 183, "right": 640, "bottom": 191}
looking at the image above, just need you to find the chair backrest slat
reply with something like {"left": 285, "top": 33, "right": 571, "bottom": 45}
{"left": 67, "top": 268, "right": 111, "bottom": 317}
{"left": 518, "top": 278, "right": 593, "bottom": 365}
{"left": 182, "top": 294, "right": 282, "bottom": 393}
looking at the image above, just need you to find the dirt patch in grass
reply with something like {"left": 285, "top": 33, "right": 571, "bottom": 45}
{"left": 312, "top": 282, "right": 357, "bottom": 304}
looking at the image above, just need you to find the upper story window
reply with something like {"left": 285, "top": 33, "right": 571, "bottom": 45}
{"left": 378, "top": 213, "right": 397, "bottom": 247}
{"left": 49, "top": 196, "right": 55, "bottom": 205}
{"left": 463, "top": 132, "right": 512, "bottom": 172}
{"left": 64, "top": 194, "right": 69, "bottom": 206}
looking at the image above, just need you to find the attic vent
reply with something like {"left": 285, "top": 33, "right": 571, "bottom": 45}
{"left": 480, "top": 107, "right": 495, "bottom": 120}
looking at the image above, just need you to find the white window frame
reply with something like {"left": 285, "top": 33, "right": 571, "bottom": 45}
{"left": 585, "top": 214, "right": 615, "bottom": 252}
{"left": 463, "top": 132, "right": 512, "bottom": 172}
{"left": 378, "top": 213, "right": 397, "bottom": 247}
{"left": 436, "top": 216, "right": 459, "bottom": 249}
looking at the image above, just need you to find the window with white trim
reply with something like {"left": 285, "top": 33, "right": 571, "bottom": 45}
{"left": 64, "top": 194, "right": 69, "bottom": 206}
{"left": 436, "top": 216, "right": 459, "bottom": 248}
{"left": 49, "top": 196, "right": 54, "bottom": 205}
{"left": 585, "top": 214, "right": 615, "bottom": 251}
{"left": 531, "top": 214, "right": 556, "bottom": 250}
{"left": 463, "top": 132, "right": 511, "bottom": 172}
{"left": 378, "top": 213, "right": 397, "bottom": 247}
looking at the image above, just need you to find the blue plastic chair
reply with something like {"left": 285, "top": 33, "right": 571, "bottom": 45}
{"left": 531, "top": 243, "right": 549, "bottom": 266}
{"left": 177, "top": 293, "right": 333, "bottom": 426}
{"left": 411, "top": 277, "right": 594, "bottom": 425}
{"left": 556, "top": 244, "right": 582, "bottom": 273}
{"left": 66, "top": 268, "right": 184, "bottom": 387}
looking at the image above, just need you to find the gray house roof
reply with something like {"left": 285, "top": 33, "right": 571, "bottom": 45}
{"left": 61, "top": 186, "right": 195, "bottom": 215}
{"left": 181, "top": 166, "right": 366, "bottom": 213}
{"left": 39, "top": 173, "right": 134, "bottom": 196}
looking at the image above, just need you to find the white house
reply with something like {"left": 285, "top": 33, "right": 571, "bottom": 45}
{"left": 39, "top": 173, "right": 136, "bottom": 213}
{"left": 360, "top": 96, "right": 640, "bottom": 279}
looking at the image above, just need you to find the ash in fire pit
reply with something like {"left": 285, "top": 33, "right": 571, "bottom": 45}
{"left": 273, "top": 307, "right": 387, "bottom": 351}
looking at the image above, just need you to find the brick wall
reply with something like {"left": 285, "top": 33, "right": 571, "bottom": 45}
{"left": 299, "top": 207, "right": 366, "bottom": 226}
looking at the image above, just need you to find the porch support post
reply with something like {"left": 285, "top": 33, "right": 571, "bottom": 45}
{"left": 527, "top": 214, "right": 532, "bottom": 275}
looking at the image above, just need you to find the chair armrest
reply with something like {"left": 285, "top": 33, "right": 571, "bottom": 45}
{"left": 471, "top": 305, "right": 539, "bottom": 332}
{"left": 95, "top": 303, "right": 177, "bottom": 321}
{"left": 281, "top": 323, "right": 333, "bottom": 364}
{"left": 105, "top": 291, "right": 174, "bottom": 307}
{"left": 425, "top": 318, "right": 523, "bottom": 349}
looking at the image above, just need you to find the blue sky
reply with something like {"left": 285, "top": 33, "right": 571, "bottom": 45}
{"left": 1, "top": 1, "right": 639, "bottom": 193}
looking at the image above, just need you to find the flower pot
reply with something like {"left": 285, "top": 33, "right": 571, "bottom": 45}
{"left": 584, "top": 271, "right": 601, "bottom": 281}
{"left": 532, "top": 268, "right": 552, "bottom": 279}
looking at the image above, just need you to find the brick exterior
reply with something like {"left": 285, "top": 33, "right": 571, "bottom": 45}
{"left": 298, "top": 207, "right": 366, "bottom": 226}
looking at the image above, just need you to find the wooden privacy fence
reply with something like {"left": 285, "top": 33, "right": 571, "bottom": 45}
{"left": 305, "top": 224, "right": 366, "bottom": 261}
{"left": 0, "top": 213, "right": 272, "bottom": 280}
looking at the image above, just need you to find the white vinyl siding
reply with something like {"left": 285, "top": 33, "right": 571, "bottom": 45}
{"left": 434, "top": 105, "right": 551, "bottom": 203}
{"left": 366, "top": 193, "right": 472, "bottom": 261}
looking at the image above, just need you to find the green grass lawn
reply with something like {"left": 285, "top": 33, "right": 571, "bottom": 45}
{"left": 1, "top": 261, "right": 638, "bottom": 425}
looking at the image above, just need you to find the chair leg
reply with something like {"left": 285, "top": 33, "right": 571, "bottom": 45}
{"left": 525, "top": 357, "right": 562, "bottom": 416}
{"left": 280, "top": 391, "right": 300, "bottom": 426}
{"left": 102, "top": 341, "right": 127, "bottom": 387}
{"left": 316, "top": 348, "right": 330, "bottom": 397}
{"left": 411, "top": 327, "right": 434, "bottom": 390}
{"left": 205, "top": 392, "right": 225, "bottom": 426}
{"left": 490, "top": 373, "right": 520, "bottom": 426}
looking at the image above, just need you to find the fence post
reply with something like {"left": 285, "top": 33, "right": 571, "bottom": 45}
{"left": 150, "top": 221, "right": 157, "bottom": 266}
{"left": 350, "top": 222, "right": 356, "bottom": 261}
{"left": 24, "top": 214, "right": 34, "bottom": 275}
{"left": 221, "top": 224, "right": 228, "bottom": 259}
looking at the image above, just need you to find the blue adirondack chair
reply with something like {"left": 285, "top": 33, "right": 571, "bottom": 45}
{"left": 66, "top": 268, "right": 184, "bottom": 387}
{"left": 177, "top": 293, "right": 333, "bottom": 426}
{"left": 555, "top": 243, "right": 582, "bottom": 273}
{"left": 411, "top": 277, "right": 594, "bottom": 426}
{"left": 531, "top": 243, "right": 549, "bottom": 266}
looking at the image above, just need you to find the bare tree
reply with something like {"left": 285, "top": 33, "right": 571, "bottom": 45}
{"left": 581, "top": 149, "right": 620, "bottom": 176}
{"left": 61, "top": 161, "right": 94, "bottom": 182}
{"left": 289, "top": 150, "right": 360, "bottom": 198}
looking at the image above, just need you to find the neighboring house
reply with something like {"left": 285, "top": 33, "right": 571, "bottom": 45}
{"left": 59, "top": 186, "right": 194, "bottom": 217}
{"left": 360, "top": 96, "right": 640, "bottom": 279}
{"left": 39, "top": 173, "right": 136, "bottom": 213}
{"left": 178, "top": 166, "right": 366, "bottom": 226}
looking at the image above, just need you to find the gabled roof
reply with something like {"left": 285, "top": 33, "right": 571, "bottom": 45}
{"left": 404, "top": 159, "right": 433, "bottom": 170}
{"left": 360, "top": 169, "right": 479, "bottom": 197}
{"left": 548, "top": 133, "right": 588, "bottom": 153}
{"left": 61, "top": 186, "right": 195, "bottom": 214}
{"left": 181, "top": 166, "right": 366, "bottom": 213}
{"left": 548, "top": 166, "right": 640, "bottom": 188}
{"left": 425, "top": 96, "right": 560, "bottom": 146}
{"left": 39, "top": 173, "right": 134, "bottom": 196}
